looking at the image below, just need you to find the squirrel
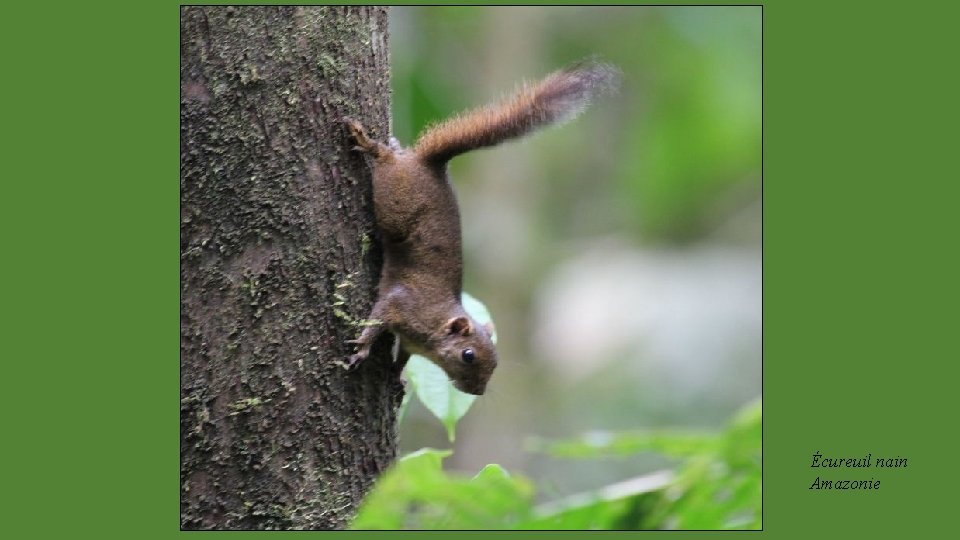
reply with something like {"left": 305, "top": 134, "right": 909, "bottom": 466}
{"left": 343, "top": 59, "right": 619, "bottom": 395}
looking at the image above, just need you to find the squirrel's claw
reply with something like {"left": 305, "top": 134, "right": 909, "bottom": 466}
{"left": 344, "top": 336, "right": 370, "bottom": 371}
{"left": 344, "top": 351, "right": 368, "bottom": 371}
{"left": 344, "top": 117, "right": 387, "bottom": 158}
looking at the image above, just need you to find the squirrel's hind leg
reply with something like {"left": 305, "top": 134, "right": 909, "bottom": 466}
{"left": 344, "top": 118, "right": 391, "bottom": 158}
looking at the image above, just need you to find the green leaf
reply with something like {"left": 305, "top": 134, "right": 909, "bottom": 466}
{"left": 352, "top": 401, "right": 761, "bottom": 530}
{"left": 350, "top": 448, "right": 452, "bottom": 530}
{"left": 473, "top": 463, "right": 511, "bottom": 481}
{"left": 405, "top": 355, "right": 476, "bottom": 442}
{"left": 403, "top": 447, "right": 453, "bottom": 461}
{"left": 403, "top": 292, "right": 496, "bottom": 441}
{"left": 351, "top": 449, "right": 534, "bottom": 530}
{"left": 646, "top": 398, "right": 762, "bottom": 530}
{"left": 462, "top": 291, "right": 497, "bottom": 344}
{"left": 527, "top": 398, "right": 762, "bottom": 530}
{"left": 522, "top": 471, "right": 672, "bottom": 530}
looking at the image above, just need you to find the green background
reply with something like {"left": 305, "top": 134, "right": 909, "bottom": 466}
{"left": 3, "top": 1, "right": 956, "bottom": 538}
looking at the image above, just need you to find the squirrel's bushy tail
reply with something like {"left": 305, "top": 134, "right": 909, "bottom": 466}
{"left": 413, "top": 59, "right": 620, "bottom": 165}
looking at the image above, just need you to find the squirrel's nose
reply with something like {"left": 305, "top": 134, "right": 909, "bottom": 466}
{"left": 455, "top": 380, "right": 486, "bottom": 396}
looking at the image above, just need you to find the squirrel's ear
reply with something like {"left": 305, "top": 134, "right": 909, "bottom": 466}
{"left": 445, "top": 316, "right": 473, "bottom": 336}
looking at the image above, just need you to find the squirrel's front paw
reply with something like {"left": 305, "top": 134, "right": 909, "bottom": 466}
{"left": 344, "top": 350, "right": 368, "bottom": 371}
{"left": 344, "top": 335, "right": 371, "bottom": 371}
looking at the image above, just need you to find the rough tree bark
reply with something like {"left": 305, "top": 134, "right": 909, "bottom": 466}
{"left": 180, "top": 6, "right": 400, "bottom": 530}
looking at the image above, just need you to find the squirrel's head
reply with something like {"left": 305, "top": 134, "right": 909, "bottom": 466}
{"left": 429, "top": 315, "right": 498, "bottom": 395}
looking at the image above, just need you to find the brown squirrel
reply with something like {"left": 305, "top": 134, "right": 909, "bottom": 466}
{"left": 344, "top": 59, "right": 619, "bottom": 395}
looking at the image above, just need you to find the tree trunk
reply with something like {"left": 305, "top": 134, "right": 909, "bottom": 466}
{"left": 180, "top": 6, "right": 399, "bottom": 530}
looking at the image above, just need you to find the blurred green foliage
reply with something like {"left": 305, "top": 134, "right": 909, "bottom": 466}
{"left": 350, "top": 449, "right": 534, "bottom": 530}
{"left": 351, "top": 399, "right": 761, "bottom": 530}
{"left": 654, "top": 398, "right": 762, "bottom": 529}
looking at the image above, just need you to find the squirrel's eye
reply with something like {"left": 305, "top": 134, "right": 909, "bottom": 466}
{"left": 461, "top": 349, "right": 476, "bottom": 363}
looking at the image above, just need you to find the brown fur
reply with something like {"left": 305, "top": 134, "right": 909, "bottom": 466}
{"left": 343, "top": 60, "right": 618, "bottom": 395}
{"left": 415, "top": 59, "right": 619, "bottom": 165}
